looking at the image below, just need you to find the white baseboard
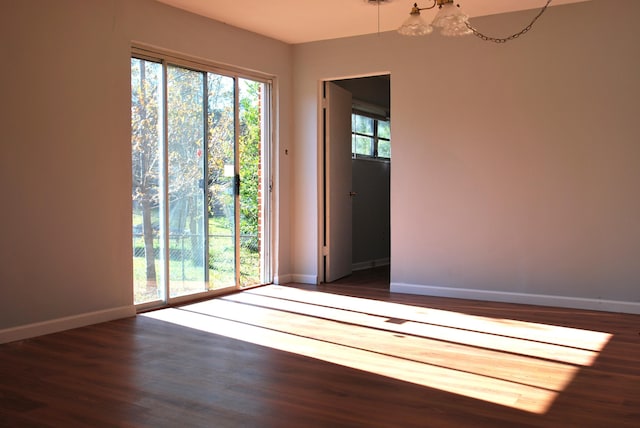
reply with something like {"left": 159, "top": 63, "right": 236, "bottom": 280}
{"left": 0, "top": 305, "right": 136, "bottom": 344}
{"left": 290, "top": 274, "right": 318, "bottom": 284}
{"left": 352, "top": 258, "right": 390, "bottom": 272}
{"left": 390, "top": 282, "right": 640, "bottom": 315}
{"left": 273, "top": 274, "right": 292, "bottom": 284}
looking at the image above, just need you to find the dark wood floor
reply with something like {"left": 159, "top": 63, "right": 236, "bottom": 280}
{"left": 333, "top": 265, "right": 390, "bottom": 289}
{"left": 1, "top": 269, "right": 639, "bottom": 427}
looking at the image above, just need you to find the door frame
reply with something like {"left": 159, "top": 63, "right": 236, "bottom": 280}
{"left": 317, "top": 73, "right": 391, "bottom": 284}
{"left": 132, "top": 44, "right": 275, "bottom": 310}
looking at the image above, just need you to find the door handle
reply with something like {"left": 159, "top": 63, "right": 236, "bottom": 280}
{"left": 349, "top": 191, "right": 357, "bottom": 197}
{"left": 235, "top": 174, "right": 241, "bottom": 196}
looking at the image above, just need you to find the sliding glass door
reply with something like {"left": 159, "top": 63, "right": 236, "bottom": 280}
{"left": 131, "top": 52, "right": 271, "bottom": 307}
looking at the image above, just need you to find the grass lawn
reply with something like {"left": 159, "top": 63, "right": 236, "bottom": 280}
{"left": 133, "top": 216, "right": 260, "bottom": 304}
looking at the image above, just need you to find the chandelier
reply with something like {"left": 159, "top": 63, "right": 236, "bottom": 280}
{"left": 397, "top": 0, "right": 553, "bottom": 43}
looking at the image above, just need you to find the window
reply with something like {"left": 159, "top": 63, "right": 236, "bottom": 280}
{"left": 352, "top": 112, "right": 390, "bottom": 159}
{"left": 131, "top": 47, "right": 272, "bottom": 308}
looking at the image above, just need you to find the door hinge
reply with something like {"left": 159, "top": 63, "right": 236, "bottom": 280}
{"left": 322, "top": 246, "right": 329, "bottom": 256}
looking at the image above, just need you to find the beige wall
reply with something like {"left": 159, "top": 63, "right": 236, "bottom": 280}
{"left": 2, "top": 0, "right": 638, "bottom": 339}
{"left": 292, "top": 0, "right": 640, "bottom": 312}
{"left": 0, "top": 0, "right": 292, "bottom": 333}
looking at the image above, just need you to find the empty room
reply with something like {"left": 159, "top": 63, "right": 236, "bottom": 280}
{"left": 1, "top": 0, "right": 639, "bottom": 426}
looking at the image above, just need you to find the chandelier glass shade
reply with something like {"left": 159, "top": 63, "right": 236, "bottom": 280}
{"left": 397, "top": 4, "right": 433, "bottom": 36}
{"left": 431, "top": 2, "right": 472, "bottom": 36}
{"left": 397, "top": 0, "right": 553, "bottom": 43}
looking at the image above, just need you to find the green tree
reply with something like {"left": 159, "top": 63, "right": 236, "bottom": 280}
{"left": 131, "top": 59, "right": 161, "bottom": 291}
{"left": 239, "top": 80, "right": 262, "bottom": 241}
{"left": 206, "top": 74, "right": 235, "bottom": 223}
{"left": 167, "top": 66, "right": 206, "bottom": 268}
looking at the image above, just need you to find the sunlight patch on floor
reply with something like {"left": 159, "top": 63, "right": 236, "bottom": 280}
{"left": 142, "top": 286, "right": 612, "bottom": 414}
{"left": 249, "top": 286, "right": 611, "bottom": 353}
{"left": 225, "top": 289, "right": 605, "bottom": 366}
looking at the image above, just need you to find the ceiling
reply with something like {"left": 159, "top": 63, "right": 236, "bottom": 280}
{"left": 154, "top": 0, "right": 590, "bottom": 44}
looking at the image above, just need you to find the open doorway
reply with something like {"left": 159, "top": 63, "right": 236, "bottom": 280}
{"left": 321, "top": 75, "right": 391, "bottom": 286}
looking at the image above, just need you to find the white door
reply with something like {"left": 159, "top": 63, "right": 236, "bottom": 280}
{"left": 324, "top": 82, "right": 353, "bottom": 282}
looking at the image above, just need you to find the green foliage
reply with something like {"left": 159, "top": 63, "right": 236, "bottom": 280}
{"left": 131, "top": 59, "right": 161, "bottom": 207}
{"left": 239, "top": 80, "right": 262, "bottom": 237}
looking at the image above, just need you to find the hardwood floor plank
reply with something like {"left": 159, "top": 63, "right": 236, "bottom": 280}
{"left": 185, "top": 296, "right": 584, "bottom": 392}
{"left": 230, "top": 288, "right": 608, "bottom": 362}
{"left": 147, "top": 306, "right": 559, "bottom": 413}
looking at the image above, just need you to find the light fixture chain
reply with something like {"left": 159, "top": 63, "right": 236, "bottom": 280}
{"left": 465, "top": 0, "right": 552, "bottom": 43}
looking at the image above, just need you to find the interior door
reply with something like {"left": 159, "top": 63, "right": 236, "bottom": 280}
{"left": 324, "top": 82, "right": 353, "bottom": 282}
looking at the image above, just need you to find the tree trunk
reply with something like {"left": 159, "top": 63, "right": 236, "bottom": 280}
{"left": 138, "top": 62, "right": 158, "bottom": 294}
{"left": 142, "top": 198, "right": 157, "bottom": 292}
{"left": 188, "top": 196, "right": 202, "bottom": 267}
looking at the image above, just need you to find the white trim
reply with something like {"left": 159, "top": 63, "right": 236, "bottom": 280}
{"left": 390, "top": 283, "right": 640, "bottom": 315}
{"left": 273, "top": 274, "right": 293, "bottom": 284}
{"left": 131, "top": 43, "right": 276, "bottom": 84}
{"left": 291, "top": 274, "right": 318, "bottom": 284}
{"left": 353, "top": 258, "right": 390, "bottom": 272}
{"left": 352, "top": 99, "right": 389, "bottom": 120}
{"left": 0, "top": 306, "right": 136, "bottom": 344}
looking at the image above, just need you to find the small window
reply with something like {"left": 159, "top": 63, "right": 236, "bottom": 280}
{"left": 351, "top": 112, "right": 390, "bottom": 160}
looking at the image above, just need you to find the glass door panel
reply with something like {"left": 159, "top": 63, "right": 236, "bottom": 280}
{"left": 131, "top": 58, "right": 166, "bottom": 305}
{"left": 167, "top": 65, "right": 206, "bottom": 298}
{"left": 207, "top": 73, "right": 236, "bottom": 290}
{"left": 238, "top": 78, "right": 265, "bottom": 287}
{"left": 132, "top": 53, "right": 270, "bottom": 307}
